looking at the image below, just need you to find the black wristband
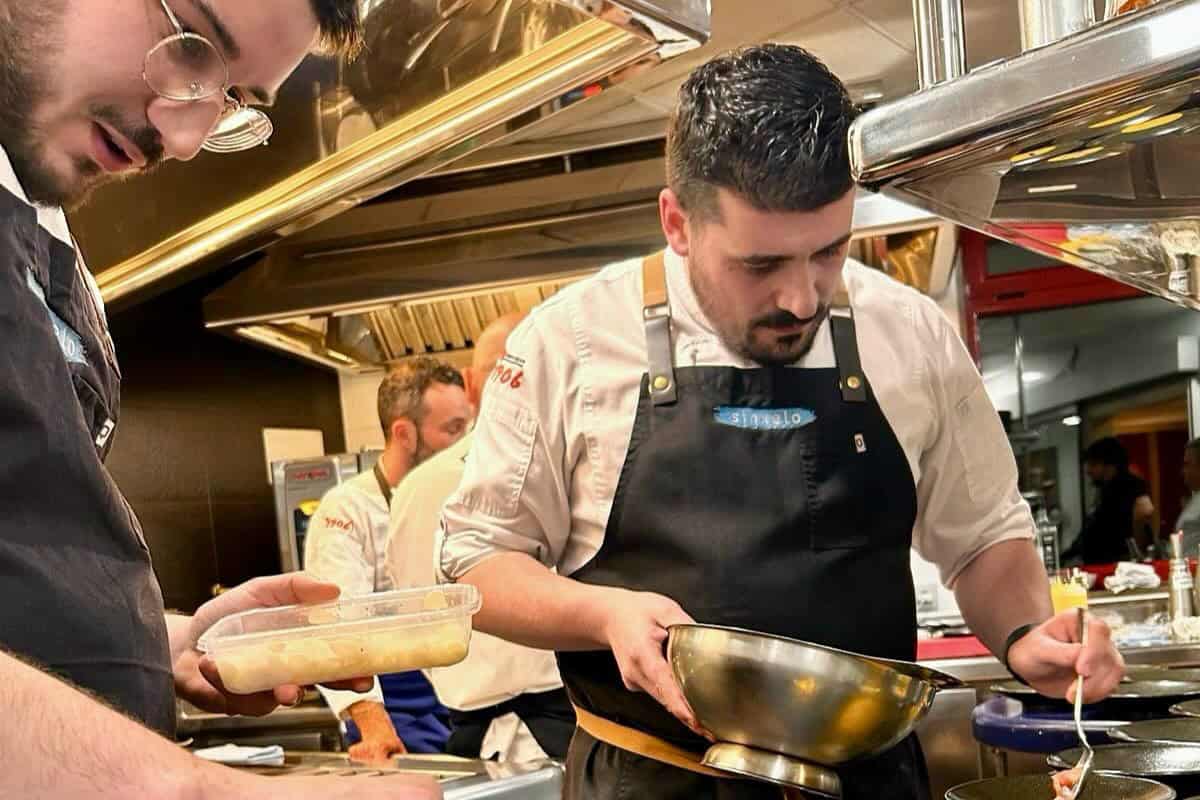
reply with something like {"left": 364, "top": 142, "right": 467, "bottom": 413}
{"left": 1002, "top": 623, "right": 1038, "bottom": 684}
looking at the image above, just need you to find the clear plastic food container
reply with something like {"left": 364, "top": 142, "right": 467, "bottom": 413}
{"left": 197, "top": 585, "right": 481, "bottom": 695}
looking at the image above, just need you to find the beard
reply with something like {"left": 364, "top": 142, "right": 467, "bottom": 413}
{"left": 0, "top": 4, "right": 162, "bottom": 209}
{"left": 0, "top": 2, "right": 83, "bottom": 208}
{"left": 689, "top": 252, "right": 831, "bottom": 367}
{"left": 411, "top": 427, "right": 434, "bottom": 469}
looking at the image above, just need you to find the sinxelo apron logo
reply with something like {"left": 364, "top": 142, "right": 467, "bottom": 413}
{"left": 713, "top": 406, "right": 816, "bottom": 431}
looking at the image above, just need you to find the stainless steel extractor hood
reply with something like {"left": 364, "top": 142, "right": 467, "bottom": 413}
{"left": 850, "top": 0, "right": 1200, "bottom": 311}
{"left": 67, "top": 0, "right": 709, "bottom": 309}
{"left": 202, "top": 143, "right": 954, "bottom": 373}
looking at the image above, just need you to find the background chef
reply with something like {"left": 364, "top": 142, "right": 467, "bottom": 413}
{"left": 305, "top": 357, "right": 471, "bottom": 760}
{"left": 388, "top": 313, "right": 574, "bottom": 764}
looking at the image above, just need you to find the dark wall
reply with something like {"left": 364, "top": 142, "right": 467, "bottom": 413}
{"left": 104, "top": 275, "right": 344, "bottom": 613}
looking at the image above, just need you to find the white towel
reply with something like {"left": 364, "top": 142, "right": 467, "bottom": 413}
{"left": 1103, "top": 562, "right": 1161, "bottom": 594}
{"left": 193, "top": 743, "right": 286, "bottom": 767}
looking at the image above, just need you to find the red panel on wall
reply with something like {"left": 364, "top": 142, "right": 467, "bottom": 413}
{"left": 960, "top": 230, "right": 1143, "bottom": 362}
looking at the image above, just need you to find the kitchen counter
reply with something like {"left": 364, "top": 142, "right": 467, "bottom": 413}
{"left": 177, "top": 696, "right": 341, "bottom": 751}
{"left": 917, "top": 640, "right": 1200, "bottom": 798}
{"left": 234, "top": 751, "right": 562, "bottom": 799}
{"left": 922, "top": 641, "right": 1200, "bottom": 685}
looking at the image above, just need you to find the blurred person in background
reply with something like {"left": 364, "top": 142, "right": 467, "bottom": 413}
{"left": 305, "top": 358, "right": 471, "bottom": 761}
{"left": 1064, "top": 437, "right": 1155, "bottom": 564}
{"left": 388, "top": 314, "right": 574, "bottom": 763}
{"left": 1176, "top": 438, "right": 1200, "bottom": 556}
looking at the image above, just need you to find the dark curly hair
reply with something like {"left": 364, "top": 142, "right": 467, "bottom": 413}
{"left": 666, "top": 43, "right": 858, "bottom": 220}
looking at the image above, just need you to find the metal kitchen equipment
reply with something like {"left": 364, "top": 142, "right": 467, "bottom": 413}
{"left": 667, "top": 624, "right": 962, "bottom": 796}
{"left": 80, "top": 0, "right": 711, "bottom": 307}
{"left": 1067, "top": 607, "right": 1095, "bottom": 799}
{"left": 1112, "top": 718, "right": 1200, "bottom": 745}
{"left": 1173, "top": 700, "right": 1200, "bottom": 717}
{"left": 850, "top": 0, "right": 1200, "bottom": 314}
{"left": 946, "top": 774, "right": 1176, "bottom": 800}
{"left": 1169, "top": 532, "right": 1196, "bottom": 621}
{"left": 992, "top": 679, "right": 1200, "bottom": 703}
{"left": 271, "top": 452, "right": 380, "bottom": 573}
{"left": 235, "top": 751, "right": 563, "bottom": 799}
{"left": 1050, "top": 743, "right": 1200, "bottom": 795}
{"left": 1018, "top": 0, "right": 1095, "bottom": 51}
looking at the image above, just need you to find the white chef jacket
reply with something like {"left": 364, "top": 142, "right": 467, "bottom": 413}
{"left": 303, "top": 469, "right": 390, "bottom": 716}
{"left": 387, "top": 430, "right": 564, "bottom": 761}
{"left": 439, "top": 248, "right": 1034, "bottom": 589}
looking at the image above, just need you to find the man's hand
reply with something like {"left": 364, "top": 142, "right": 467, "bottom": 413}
{"left": 1007, "top": 609, "right": 1125, "bottom": 703}
{"left": 349, "top": 737, "right": 408, "bottom": 765}
{"left": 601, "top": 589, "right": 708, "bottom": 738}
{"left": 347, "top": 700, "right": 407, "bottom": 764}
{"left": 174, "top": 573, "right": 373, "bottom": 716}
{"left": 1052, "top": 766, "right": 1081, "bottom": 799}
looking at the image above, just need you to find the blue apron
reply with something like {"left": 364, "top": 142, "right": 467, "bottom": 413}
{"left": 344, "top": 671, "right": 450, "bottom": 753}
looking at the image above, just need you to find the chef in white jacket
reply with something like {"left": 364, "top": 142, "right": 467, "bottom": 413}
{"left": 304, "top": 357, "right": 471, "bottom": 761}
{"left": 387, "top": 314, "right": 573, "bottom": 764}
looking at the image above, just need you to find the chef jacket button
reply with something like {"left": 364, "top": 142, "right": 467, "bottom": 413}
{"left": 847, "top": 375, "right": 862, "bottom": 390}
{"left": 652, "top": 375, "right": 671, "bottom": 392}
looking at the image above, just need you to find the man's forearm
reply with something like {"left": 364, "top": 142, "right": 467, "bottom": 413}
{"left": 0, "top": 648, "right": 256, "bottom": 800}
{"left": 349, "top": 700, "right": 401, "bottom": 744}
{"left": 458, "top": 553, "right": 617, "bottom": 651}
{"left": 953, "top": 539, "right": 1053, "bottom": 656}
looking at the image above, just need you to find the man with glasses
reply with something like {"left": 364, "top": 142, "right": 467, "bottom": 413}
{"left": 0, "top": 2, "right": 437, "bottom": 798}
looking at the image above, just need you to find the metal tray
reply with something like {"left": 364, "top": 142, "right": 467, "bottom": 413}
{"left": 1112, "top": 719, "right": 1200, "bottom": 745}
{"left": 992, "top": 679, "right": 1200, "bottom": 701}
{"left": 1127, "top": 669, "right": 1200, "bottom": 683}
{"left": 946, "top": 774, "right": 1175, "bottom": 800}
{"left": 1173, "top": 700, "right": 1200, "bottom": 718}
{"left": 1049, "top": 743, "right": 1200, "bottom": 777}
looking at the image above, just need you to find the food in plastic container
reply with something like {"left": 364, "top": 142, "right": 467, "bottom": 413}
{"left": 197, "top": 585, "right": 480, "bottom": 695}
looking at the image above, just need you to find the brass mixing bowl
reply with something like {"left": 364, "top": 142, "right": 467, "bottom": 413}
{"left": 667, "top": 624, "right": 962, "bottom": 766}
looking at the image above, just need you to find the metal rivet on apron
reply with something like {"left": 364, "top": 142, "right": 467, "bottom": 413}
{"left": 652, "top": 375, "right": 671, "bottom": 392}
{"left": 847, "top": 375, "right": 862, "bottom": 390}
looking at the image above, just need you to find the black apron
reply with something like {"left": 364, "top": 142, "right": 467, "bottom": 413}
{"left": 445, "top": 687, "right": 576, "bottom": 760}
{"left": 557, "top": 253, "right": 926, "bottom": 799}
{"left": 0, "top": 184, "right": 174, "bottom": 736}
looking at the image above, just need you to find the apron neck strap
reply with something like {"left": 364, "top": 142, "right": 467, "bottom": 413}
{"left": 829, "top": 276, "right": 867, "bottom": 403}
{"left": 642, "top": 251, "right": 677, "bottom": 406}
{"left": 641, "top": 254, "right": 866, "bottom": 404}
{"left": 372, "top": 459, "right": 394, "bottom": 506}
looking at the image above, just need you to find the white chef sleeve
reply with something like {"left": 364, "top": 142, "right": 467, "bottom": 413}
{"left": 911, "top": 299, "right": 1035, "bottom": 588}
{"left": 439, "top": 312, "right": 575, "bottom": 580}
{"left": 302, "top": 488, "right": 385, "bottom": 716}
{"left": 302, "top": 486, "right": 376, "bottom": 597}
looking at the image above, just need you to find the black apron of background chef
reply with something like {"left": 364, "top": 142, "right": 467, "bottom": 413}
{"left": 445, "top": 687, "right": 576, "bottom": 760}
{"left": 0, "top": 185, "right": 174, "bottom": 736}
{"left": 557, "top": 252, "right": 927, "bottom": 800}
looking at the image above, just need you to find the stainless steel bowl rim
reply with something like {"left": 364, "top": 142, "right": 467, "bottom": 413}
{"left": 667, "top": 623, "right": 963, "bottom": 689}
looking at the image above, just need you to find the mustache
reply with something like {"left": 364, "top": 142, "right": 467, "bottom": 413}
{"left": 92, "top": 104, "right": 165, "bottom": 167}
{"left": 752, "top": 304, "right": 829, "bottom": 330}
